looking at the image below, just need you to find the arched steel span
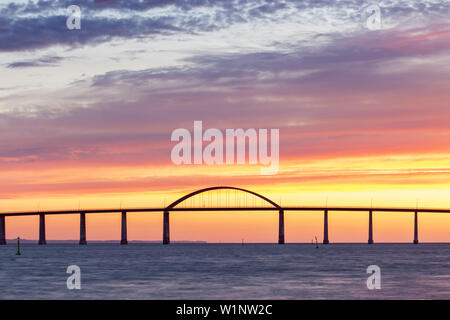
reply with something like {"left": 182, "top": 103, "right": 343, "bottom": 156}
{"left": 165, "top": 186, "right": 281, "bottom": 210}
{"left": 163, "top": 186, "right": 284, "bottom": 245}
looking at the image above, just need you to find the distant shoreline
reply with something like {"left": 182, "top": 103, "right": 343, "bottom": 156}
{"left": 5, "top": 240, "right": 450, "bottom": 244}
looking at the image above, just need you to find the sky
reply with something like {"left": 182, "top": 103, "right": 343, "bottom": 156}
{"left": 0, "top": 0, "right": 450, "bottom": 242}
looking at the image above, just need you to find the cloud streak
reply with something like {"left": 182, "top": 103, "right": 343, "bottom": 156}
{"left": 1, "top": 0, "right": 449, "bottom": 52}
{"left": 6, "top": 55, "right": 64, "bottom": 68}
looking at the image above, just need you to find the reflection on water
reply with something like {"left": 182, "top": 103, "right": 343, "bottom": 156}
{"left": 0, "top": 243, "right": 449, "bottom": 299}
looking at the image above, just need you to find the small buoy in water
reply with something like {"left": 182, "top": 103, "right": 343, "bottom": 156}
{"left": 315, "top": 236, "right": 319, "bottom": 249}
{"left": 16, "top": 237, "right": 21, "bottom": 255}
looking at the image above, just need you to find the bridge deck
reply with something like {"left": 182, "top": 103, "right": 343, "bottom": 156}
{"left": 1, "top": 206, "right": 450, "bottom": 216}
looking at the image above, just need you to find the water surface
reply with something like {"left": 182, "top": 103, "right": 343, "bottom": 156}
{"left": 1, "top": 243, "right": 449, "bottom": 299}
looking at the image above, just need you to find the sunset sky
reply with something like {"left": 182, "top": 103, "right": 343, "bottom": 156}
{"left": 1, "top": 0, "right": 449, "bottom": 242}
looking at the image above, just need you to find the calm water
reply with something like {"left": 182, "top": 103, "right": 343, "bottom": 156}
{"left": 0, "top": 243, "right": 449, "bottom": 299}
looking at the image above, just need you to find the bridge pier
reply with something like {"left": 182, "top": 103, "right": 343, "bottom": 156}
{"left": 278, "top": 209, "right": 285, "bottom": 244}
{"left": 413, "top": 211, "right": 419, "bottom": 244}
{"left": 121, "top": 211, "right": 128, "bottom": 245}
{"left": 323, "top": 210, "right": 329, "bottom": 244}
{"left": 368, "top": 210, "right": 374, "bottom": 244}
{"left": 0, "top": 215, "right": 6, "bottom": 245}
{"left": 79, "top": 212, "right": 87, "bottom": 245}
{"left": 163, "top": 211, "right": 170, "bottom": 245}
{"left": 38, "top": 213, "right": 47, "bottom": 245}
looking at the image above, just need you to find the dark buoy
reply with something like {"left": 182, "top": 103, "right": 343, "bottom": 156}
{"left": 16, "top": 237, "right": 21, "bottom": 255}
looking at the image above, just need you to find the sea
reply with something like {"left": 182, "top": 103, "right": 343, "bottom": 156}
{"left": 0, "top": 243, "right": 449, "bottom": 299}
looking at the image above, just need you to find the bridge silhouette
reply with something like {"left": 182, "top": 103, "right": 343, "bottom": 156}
{"left": 1, "top": 186, "right": 449, "bottom": 245}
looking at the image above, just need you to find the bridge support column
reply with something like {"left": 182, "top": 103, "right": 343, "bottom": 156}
{"left": 120, "top": 211, "right": 128, "bottom": 245}
{"left": 79, "top": 213, "right": 87, "bottom": 245}
{"left": 413, "top": 211, "right": 419, "bottom": 244}
{"left": 0, "top": 215, "right": 6, "bottom": 245}
{"left": 38, "top": 213, "right": 47, "bottom": 245}
{"left": 323, "top": 210, "right": 329, "bottom": 244}
{"left": 163, "top": 211, "right": 170, "bottom": 245}
{"left": 278, "top": 209, "right": 285, "bottom": 244}
{"left": 368, "top": 210, "right": 374, "bottom": 244}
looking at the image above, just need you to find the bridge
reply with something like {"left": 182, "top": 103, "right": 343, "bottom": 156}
{"left": 1, "top": 186, "right": 449, "bottom": 245}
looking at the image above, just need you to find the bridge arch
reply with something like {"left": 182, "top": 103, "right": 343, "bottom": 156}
{"left": 166, "top": 186, "right": 281, "bottom": 210}
{"left": 163, "top": 186, "right": 284, "bottom": 245}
